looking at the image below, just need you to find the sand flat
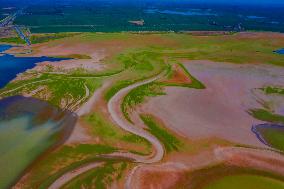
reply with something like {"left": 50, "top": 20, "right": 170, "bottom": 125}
{"left": 141, "top": 60, "right": 284, "bottom": 147}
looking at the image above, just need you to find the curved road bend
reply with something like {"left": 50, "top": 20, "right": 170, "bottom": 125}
{"left": 48, "top": 162, "right": 104, "bottom": 189}
{"left": 107, "top": 73, "right": 165, "bottom": 163}
{"left": 45, "top": 73, "right": 165, "bottom": 188}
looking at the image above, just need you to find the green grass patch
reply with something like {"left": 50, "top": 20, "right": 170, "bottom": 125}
{"left": 30, "top": 144, "right": 116, "bottom": 189}
{"left": 66, "top": 68, "right": 123, "bottom": 77}
{"left": 140, "top": 114, "right": 181, "bottom": 153}
{"left": 61, "top": 162, "right": 128, "bottom": 189}
{"left": 115, "top": 50, "right": 160, "bottom": 70}
{"left": 84, "top": 113, "right": 151, "bottom": 149}
{"left": 203, "top": 174, "right": 284, "bottom": 189}
{"left": 122, "top": 82, "right": 165, "bottom": 123}
{"left": 187, "top": 164, "right": 284, "bottom": 189}
{"left": 157, "top": 62, "right": 206, "bottom": 89}
{"left": 30, "top": 33, "right": 79, "bottom": 44}
{"left": 0, "top": 73, "right": 102, "bottom": 109}
{"left": 260, "top": 128, "right": 284, "bottom": 152}
{"left": 249, "top": 109, "right": 284, "bottom": 125}
{"left": 104, "top": 49, "right": 167, "bottom": 102}
{"left": 164, "top": 33, "right": 284, "bottom": 67}
{"left": 52, "top": 54, "right": 92, "bottom": 59}
{"left": 0, "top": 33, "right": 79, "bottom": 45}
{"left": 177, "top": 63, "right": 206, "bottom": 89}
{"left": 43, "top": 77, "right": 101, "bottom": 108}
{"left": 0, "top": 37, "right": 25, "bottom": 44}
{"left": 262, "top": 86, "right": 284, "bottom": 96}
{"left": 104, "top": 80, "right": 135, "bottom": 101}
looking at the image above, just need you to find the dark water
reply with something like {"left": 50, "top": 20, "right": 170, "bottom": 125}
{"left": 1, "top": 0, "right": 283, "bottom": 33}
{"left": 275, "top": 49, "right": 284, "bottom": 55}
{"left": 0, "top": 95, "right": 77, "bottom": 189}
{"left": 0, "top": 45, "right": 68, "bottom": 88}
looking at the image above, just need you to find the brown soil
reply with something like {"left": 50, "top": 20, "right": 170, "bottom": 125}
{"left": 141, "top": 60, "right": 284, "bottom": 148}
{"left": 129, "top": 163, "right": 187, "bottom": 189}
{"left": 162, "top": 64, "right": 192, "bottom": 85}
{"left": 128, "top": 147, "right": 284, "bottom": 189}
{"left": 6, "top": 33, "right": 178, "bottom": 75}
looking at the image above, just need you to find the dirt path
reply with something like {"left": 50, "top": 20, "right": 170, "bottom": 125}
{"left": 76, "top": 81, "right": 111, "bottom": 116}
{"left": 66, "top": 81, "right": 112, "bottom": 145}
{"left": 0, "top": 79, "right": 51, "bottom": 96}
{"left": 44, "top": 73, "right": 165, "bottom": 188}
{"left": 107, "top": 73, "right": 165, "bottom": 163}
{"left": 48, "top": 162, "right": 104, "bottom": 189}
{"left": 67, "top": 81, "right": 112, "bottom": 144}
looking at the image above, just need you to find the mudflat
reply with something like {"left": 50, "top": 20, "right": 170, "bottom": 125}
{"left": 141, "top": 60, "right": 284, "bottom": 147}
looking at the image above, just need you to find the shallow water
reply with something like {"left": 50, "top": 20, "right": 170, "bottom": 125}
{"left": 0, "top": 44, "right": 68, "bottom": 88}
{"left": 145, "top": 8, "right": 218, "bottom": 16}
{"left": 0, "top": 96, "right": 77, "bottom": 189}
{"left": 252, "top": 123, "right": 284, "bottom": 151}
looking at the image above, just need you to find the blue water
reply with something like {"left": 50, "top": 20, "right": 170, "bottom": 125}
{"left": 145, "top": 8, "right": 218, "bottom": 16}
{"left": 0, "top": 45, "right": 68, "bottom": 88}
{"left": 247, "top": 15, "right": 266, "bottom": 19}
{"left": 0, "top": 44, "right": 13, "bottom": 53}
{"left": 275, "top": 48, "right": 284, "bottom": 55}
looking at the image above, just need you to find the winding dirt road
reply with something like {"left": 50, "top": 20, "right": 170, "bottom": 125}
{"left": 48, "top": 162, "right": 104, "bottom": 189}
{"left": 107, "top": 73, "right": 165, "bottom": 163}
{"left": 76, "top": 81, "right": 111, "bottom": 116}
{"left": 46, "top": 73, "right": 165, "bottom": 188}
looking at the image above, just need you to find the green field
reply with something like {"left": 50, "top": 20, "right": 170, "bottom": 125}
{"left": 203, "top": 174, "right": 284, "bottom": 189}
{"left": 140, "top": 114, "right": 181, "bottom": 153}
{"left": 0, "top": 73, "right": 102, "bottom": 110}
{"left": 249, "top": 109, "right": 284, "bottom": 125}
{"left": 187, "top": 164, "right": 284, "bottom": 189}
{"left": 256, "top": 127, "right": 284, "bottom": 152}
{"left": 262, "top": 86, "right": 284, "bottom": 96}
{"left": 122, "top": 83, "right": 165, "bottom": 123}
{"left": 0, "top": 33, "right": 80, "bottom": 44}
{"left": 83, "top": 113, "right": 151, "bottom": 153}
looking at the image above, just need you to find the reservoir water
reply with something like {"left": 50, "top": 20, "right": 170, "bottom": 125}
{"left": 275, "top": 48, "right": 284, "bottom": 55}
{"left": 0, "top": 44, "right": 68, "bottom": 88}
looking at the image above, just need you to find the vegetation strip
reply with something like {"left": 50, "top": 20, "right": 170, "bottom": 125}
{"left": 249, "top": 109, "right": 284, "bottom": 125}
{"left": 122, "top": 82, "right": 166, "bottom": 123}
{"left": 186, "top": 164, "right": 284, "bottom": 189}
{"left": 140, "top": 114, "right": 181, "bottom": 153}
{"left": 61, "top": 162, "right": 128, "bottom": 189}
{"left": 107, "top": 72, "right": 165, "bottom": 163}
